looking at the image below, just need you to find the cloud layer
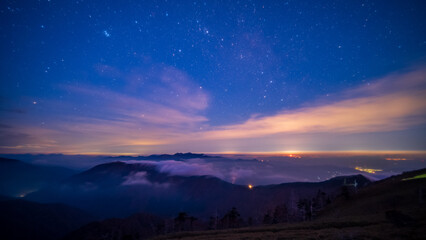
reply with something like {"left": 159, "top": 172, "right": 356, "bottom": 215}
{"left": 198, "top": 67, "right": 426, "bottom": 140}
{"left": 1, "top": 65, "right": 426, "bottom": 153}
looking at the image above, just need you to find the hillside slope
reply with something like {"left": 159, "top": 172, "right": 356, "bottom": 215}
{"left": 0, "top": 158, "right": 75, "bottom": 197}
{"left": 152, "top": 168, "right": 426, "bottom": 240}
{"left": 27, "top": 161, "right": 370, "bottom": 219}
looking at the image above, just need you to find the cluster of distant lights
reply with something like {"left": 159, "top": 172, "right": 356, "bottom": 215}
{"left": 355, "top": 166, "right": 383, "bottom": 174}
{"left": 241, "top": 154, "right": 411, "bottom": 188}
{"left": 250, "top": 154, "right": 302, "bottom": 189}
{"left": 385, "top": 158, "right": 407, "bottom": 161}
{"left": 256, "top": 154, "right": 301, "bottom": 163}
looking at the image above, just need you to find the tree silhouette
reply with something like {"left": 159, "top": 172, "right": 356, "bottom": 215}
{"left": 174, "top": 212, "right": 188, "bottom": 231}
{"left": 312, "top": 189, "right": 328, "bottom": 218}
{"left": 189, "top": 216, "right": 197, "bottom": 231}
{"left": 263, "top": 212, "right": 272, "bottom": 225}
{"left": 297, "top": 199, "right": 312, "bottom": 221}
{"left": 173, "top": 212, "right": 198, "bottom": 232}
{"left": 208, "top": 216, "right": 216, "bottom": 230}
{"left": 273, "top": 204, "right": 288, "bottom": 223}
{"left": 221, "top": 207, "right": 241, "bottom": 228}
{"left": 228, "top": 207, "right": 240, "bottom": 227}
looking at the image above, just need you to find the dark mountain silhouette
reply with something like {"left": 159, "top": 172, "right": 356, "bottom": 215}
{"left": 26, "top": 161, "right": 371, "bottom": 219}
{"left": 0, "top": 197, "right": 94, "bottom": 240}
{"left": 109, "top": 152, "right": 218, "bottom": 161}
{"left": 6, "top": 157, "right": 424, "bottom": 240}
{"left": 149, "top": 168, "right": 426, "bottom": 240}
{"left": 60, "top": 168, "right": 426, "bottom": 240}
{"left": 0, "top": 194, "right": 13, "bottom": 201}
{"left": 0, "top": 158, "right": 76, "bottom": 197}
{"left": 320, "top": 167, "right": 426, "bottom": 220}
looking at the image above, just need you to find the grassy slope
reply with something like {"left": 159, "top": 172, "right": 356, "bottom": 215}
{"left": 152, "top": 169, "right": 426, "bottom": 240}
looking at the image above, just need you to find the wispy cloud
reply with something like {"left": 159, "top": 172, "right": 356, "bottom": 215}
{"left": 0, "top": 64, "right": 209, "bottom": 154}
{"left": 126, "top": 159, "right": 224, "bottom": 179}
{"left": 1, "top": 65, "right": 426, "bottom": 154}
{"left": 155, "top": 159, "right": 222, "bottom": 178}
{"left": 120, "top": 170, "right": 169, "bottom": 187}
{"left": 197, "top": 67, "right": 426, "bottom": 140}
{"left": 122, "top": 171, "right": 151, "bottom": 185}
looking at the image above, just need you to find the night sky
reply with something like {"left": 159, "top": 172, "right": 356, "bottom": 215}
{"left": 1, "top": 0, "right": 426, "bottom": 154}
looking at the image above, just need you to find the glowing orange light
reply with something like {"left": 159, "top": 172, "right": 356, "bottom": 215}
{"left": 248, "top": 184, "right": 253, "bottom": 189}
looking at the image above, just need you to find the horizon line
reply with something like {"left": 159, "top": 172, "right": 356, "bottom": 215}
{"left": 1, "top": 150, "right": 426, "bottom": 156}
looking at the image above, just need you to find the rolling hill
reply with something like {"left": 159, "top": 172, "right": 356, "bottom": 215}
{"left": 27, "top": 161, "right": 370, "bottom": 220}
{"left": 0, "top": 158, "right": 76, "bottom": 197}
{"left": 151, "top": 168, "right": 426, "bottom": 240}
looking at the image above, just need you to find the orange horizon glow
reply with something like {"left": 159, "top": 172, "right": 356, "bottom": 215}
{"left": 1, "top": 67, "right": 426, "bottom": 155}
{"left": 2, "top": 150, "right": 426, "bottom": 157}
{"left": 204, "top": 150, "right": 426, "bottom": 156}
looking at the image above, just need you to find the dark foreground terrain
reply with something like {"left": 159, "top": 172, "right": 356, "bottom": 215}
{"left": 62, "top": 168, "right": 426, "bottom": 240}
{"left": 0, "top": 156, "right": 425, "bottom": 240}
{"left": 0, "top": 197, "right": 94, "bottom": 240}
{"left": 152, "top": 168, "right": 426, "bottom": 240}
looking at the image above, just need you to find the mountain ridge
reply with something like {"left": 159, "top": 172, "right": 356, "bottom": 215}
{"left": 108, "top": 152, "right": 218, "bottom": 161}
{"left": 0, "top": 157, "right": 76, "bottom": 197}
{"left": 26, "top": 160, "right": 371, "bottom": 220}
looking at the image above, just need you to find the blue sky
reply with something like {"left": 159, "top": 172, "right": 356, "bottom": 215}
{"left": 1, "top": 0, "right": 426, "bottom": 154}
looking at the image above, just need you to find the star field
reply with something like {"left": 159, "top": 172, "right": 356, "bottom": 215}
{"left": 1, "top": 0, "right": 426, "bottom": 154}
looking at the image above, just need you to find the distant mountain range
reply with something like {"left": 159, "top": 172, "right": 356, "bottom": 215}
{"left": 26, "top": 160, "right": 370, "bottom": 220}
{"left": 3, "top": 157, "right": 400, "bottom": 240}
{"left": 0, "top": 158, "right": 76, "bottom": 197}
{"left": 109, "top": 152, "right": 217, "bottom": 161}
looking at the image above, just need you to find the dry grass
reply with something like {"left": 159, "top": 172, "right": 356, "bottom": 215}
{"left": 152, "top": 217, "right": 425, "bottom": 240}
{"left": 152, "top": 171, "right": 426, "bottom": 240}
